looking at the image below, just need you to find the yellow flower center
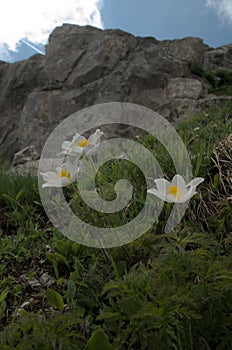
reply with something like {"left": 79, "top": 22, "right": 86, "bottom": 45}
{"left": 167, "top": 185, "right": 180, "bottom": 199}
{"left": 58, "top": 169, "right": 71, "bottom": 180}
{"left": 77, "top": 139, "right": 90, "bottom": 147}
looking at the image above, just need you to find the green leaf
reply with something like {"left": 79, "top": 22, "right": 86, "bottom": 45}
{"left": 0, "top": 289, "right": 8, "bottom": 303}
{"left": 213, "top": 173, "right": 220, "bottom": 190}
{"left": 96, "top": 312, "right": 122, "bottom": 321}
{"left": 86, "top": 328, "right": 112, "bottom": 350}
{"left": 16, "top": 189, "right": 24, "bottom": 201}
{"left": 67, "top": 280, "right": 76, "bottom": 303}
{"left": 194, "top": 142, "right": 206, "bottom": 177}
{"left": 75, "top": 305, "right": 85, "bottom": 318}
{"left": 0, "top": 289, "right": 8, "bottom": 321}
{"left": 0, "top": 301, "right": 6, "bottom": 320}
{"left": 45, "top": 289, "right": 64, "bottom": 310}
{"left": 46, "top": 252, "right": 70, "bottom": 278}
{"left": 46, "top": 252, "right": 69, "bottom": 267}
{"left": 101, "top": 281, "right": 121, "bottom": 296}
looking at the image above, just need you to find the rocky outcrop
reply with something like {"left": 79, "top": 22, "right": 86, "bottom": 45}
{"left": 0, "top": 24, "right": 232, "bottom": 160}
{"left": 12, "top": 145, "right": 39, "bottom": 166}
{"left": 203, "top": 44, "right": 232, "bottom": 71}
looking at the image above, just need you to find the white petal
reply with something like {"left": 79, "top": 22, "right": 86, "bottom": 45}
{"left": 88, "top": 129, "right": 103, "bottom": 145}
{"left": 57, "top": 150, "right": 67, "bottom": 155}
{"left": 186, "top": 177, "right": 204, "bottom": 188}
{"left": 172, "top": 174, "right": 186, "bottom": 188}
{"left": 117, "top": 154, "right": 129, "bottom": 160}
{"left": 148, "top": 188, "right": 167, "bottom": 201}
{"left": 172, "top": 174, "right": 188, "bottom": 197}
{"left": 60, "top": 178, "right": 72, "bottom": 185}
{"left": 61, "top": 141, "right": 72, "bottom": 150}
{"left": 65, "top": 149, "right": 82, "bottom": 156}
{"left": 165, "top": 194, "right": 177, "bottom": 203}
{"left": 42, "top": 181, "right": 61, "bottom": 188}
{"left": 70, "top": 173, "right": 78, "bottom": 182}
{"left": 60, "top": 146, "right": 83, "bottom": 156}
{"left": 70, "top": 145, "right": 85, "bottom": 154}
{"left": 72, "top": 133, "right": 82, "bottom": 142}
{"left": 63, "top": 158, "right": 75, "bottom": 169}
{"left": 154, "top": 178, "right": 171, "bottom": 194}
{"left": 69, "top": 157, "right": 81, "bottom": 171}
{"left": 176, "top": 189, "right": 196, "bottom": 203}
{"left": 70, "top": 152, "right": 82, "bottom": 158}
{"left": 70, "top": 169, "right": 79, "bottom": 181}
{"left": 40, "top": 172, "right": 56, "bottom": 181}
{"left": 73, "top": 135, "right": 86, "bottom": 144}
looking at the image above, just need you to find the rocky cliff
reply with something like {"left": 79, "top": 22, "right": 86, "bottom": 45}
{"left": 0, "top": 24, "right": 232, "bottom": 160}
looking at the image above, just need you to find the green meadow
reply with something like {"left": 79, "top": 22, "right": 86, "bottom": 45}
{"left": 0, "top": 102, "right": 231, "bottom": 350}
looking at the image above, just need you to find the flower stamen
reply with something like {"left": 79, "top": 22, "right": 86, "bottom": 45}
{"left": 58, "top": 169, "right": 71, "bottom": 180}
{"left": 77, "top": 139, "right": 90, "bottom": 147}
{"left": 168, "top": 185, "right": 180, "bottom": 199}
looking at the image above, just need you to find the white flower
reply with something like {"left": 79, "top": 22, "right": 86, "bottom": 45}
{"left": 60, "top": 129, "right": 103, "bottom": 156}
{"left": 148, "top": 174, "right": 204, "bottom": 203}
{"left": 40, "top": 160, "right": 79, "bottom": 188}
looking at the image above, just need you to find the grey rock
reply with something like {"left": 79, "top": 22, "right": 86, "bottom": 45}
{"left": 28, "top": 278, "right": 42, "bottom": 291}
{"left": 39, "top": 272, "right": 55, "bottom": 288}
{"left": 13, "top": 145, "right": 39, "bottom": 166}
{"left": 167, "top": 78, "right": 204, "bottom": 100}
{"left": 12, "top": 160, "right": 39, "bottom": 176}
{"left": 12, "top": 158, "right": 63, "bottom": 176}
{"left": 20, "top": 274, "right": 42, "bottom": 291}
{"left": 0, "top": 24, "right": 232, "bottom": 162}
{"left": 203, "top": 44, "right": 232, "bottom": 71}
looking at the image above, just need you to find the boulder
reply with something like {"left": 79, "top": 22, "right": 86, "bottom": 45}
{"left": 12, "top": 145, "right": 39, "bottom": 166}
{"left": 0, "top": 24, "right": 232, "bottom": 162}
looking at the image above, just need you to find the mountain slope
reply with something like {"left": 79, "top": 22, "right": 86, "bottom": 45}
{"left": 0, "top": 24, "right": 232, "bottom": 159}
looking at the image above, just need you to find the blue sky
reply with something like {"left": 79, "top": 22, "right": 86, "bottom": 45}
{"left": 0, "top": 0, "right": 232, "bottom": 62}
{"left": 102, "top": 0, "right": 232, "bottom": 47}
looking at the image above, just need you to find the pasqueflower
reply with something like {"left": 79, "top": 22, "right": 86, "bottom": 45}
{"left": 60, "top": 129, "right": 103, "bottom": 156}
{"left": 148, "top": 174, "right": 204, "bottom": 203}
{"left": 40, "top": 160, "right": 79, "bottom": 188}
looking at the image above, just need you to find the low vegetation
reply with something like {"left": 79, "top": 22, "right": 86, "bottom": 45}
{"left": 190, "top": 64, "right": 232, "bottom": 96}
{"left": 0, "top": 102, "right": 231, "bottom": 349}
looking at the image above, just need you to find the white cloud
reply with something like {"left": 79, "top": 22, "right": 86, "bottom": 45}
{"left": 0, "top": 0, "right": 104, "bottom": 52}
{"left": 206, "top": 0, "right": 232, "bottom": 23}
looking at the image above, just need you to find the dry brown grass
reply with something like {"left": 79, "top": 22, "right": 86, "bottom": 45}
{"left": 190, "top": 134, "right": 232, "bottom": 233}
